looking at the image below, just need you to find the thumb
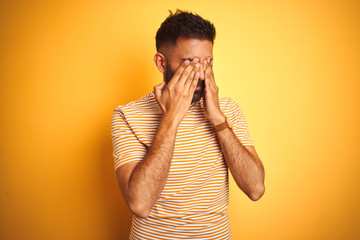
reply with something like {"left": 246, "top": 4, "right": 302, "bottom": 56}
{"left": 154, "top": 81, "right": 166, "bottom": 101}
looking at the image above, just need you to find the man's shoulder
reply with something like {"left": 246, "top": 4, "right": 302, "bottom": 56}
{"left": 218, "top": 96, "right": 240, "bottom": 112}
{"left": 113, "top": 91, "right": 162, "bottom": 117}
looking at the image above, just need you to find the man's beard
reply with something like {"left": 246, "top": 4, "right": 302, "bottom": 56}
{"left": 165, "top": 64, "right": 205, "bottom": 103}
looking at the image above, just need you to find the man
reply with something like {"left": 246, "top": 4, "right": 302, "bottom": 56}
{"left": 111, "top": 9, "right": 265, "bottom": 239}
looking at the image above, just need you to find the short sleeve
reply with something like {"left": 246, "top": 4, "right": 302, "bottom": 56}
{"left": 111, "top": 107, "right": 148, "bottom": 174}
{"left": 226, "top": 99, "right": 254, "bottom": 146}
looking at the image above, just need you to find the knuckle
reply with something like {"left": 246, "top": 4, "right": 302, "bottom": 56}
{"left": 174, "top": 71, "right": 181, "bottom": 78}
{"left": 176, "top": 65, "right": 185, "bottom": 73}
{"left": 188, "top": 71, "right": 195, "bottom": 79}
{"left": 184, "top": 66, "right": 193, "bottom": 74}
{"left": 182, "top": 70, "right": 189, "bottom": 78}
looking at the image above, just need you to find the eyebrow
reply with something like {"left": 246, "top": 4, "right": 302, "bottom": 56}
{"left": 181, "top": 57, "right": 213, "bottom": 62}
{"left": 181, "top": 57, "right": 195, "bottom": 62}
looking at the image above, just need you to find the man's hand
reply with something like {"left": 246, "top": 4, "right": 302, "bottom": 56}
{"left": 116, "top": 58, "right": 201, "bottom": 218}
{"left": 203, "top": 58, "right": 226, "bottom": 126}
{"left": 202, "top": 58, "right": 265, "bottom": 201}
{"left": 154, "top": 58, "right": 200, "bottom": 124}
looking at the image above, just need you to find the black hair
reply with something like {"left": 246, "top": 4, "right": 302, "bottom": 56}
{"left": 155, "top": 9, "right": 216, "bottom": 51}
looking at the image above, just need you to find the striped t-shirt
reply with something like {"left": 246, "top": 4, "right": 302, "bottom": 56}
{"left": 111, "top": 91, "right": 254, "bottom": 240}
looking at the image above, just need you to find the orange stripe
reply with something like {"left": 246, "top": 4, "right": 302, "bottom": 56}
{"left": 111, "top": 91, "right": 254, "bottom": 239}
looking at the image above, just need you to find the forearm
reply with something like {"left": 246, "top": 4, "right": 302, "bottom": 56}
{"left": 122, "top": 58, "right": 200, "bottom": 217}
{"left": 127, "top": 114, "right": 178, "bottom": 216}
{"left": 216, "top": 128, "right": 265, "bottom": 200}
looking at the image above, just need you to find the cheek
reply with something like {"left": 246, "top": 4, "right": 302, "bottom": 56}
{"left": 164, "top": 65, "right": 177, "bottom": 83}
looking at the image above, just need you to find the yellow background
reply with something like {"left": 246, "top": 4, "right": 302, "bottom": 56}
{"left": 1, "top": 0, "right": 359, "bottom": 239}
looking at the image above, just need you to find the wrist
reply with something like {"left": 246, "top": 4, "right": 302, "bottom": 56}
{"left": 209, "top": 113, "right": 226, "bottom": 126}
{"left": 160, "top": 113, "right": 181, "bottom": 133}
{"left": 213, "top": 115, "right": 232, "bottom": 133}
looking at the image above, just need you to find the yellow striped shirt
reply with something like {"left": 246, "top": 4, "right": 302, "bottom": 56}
{"left": 111, "top": 91, "right": 254, "bottom": 239}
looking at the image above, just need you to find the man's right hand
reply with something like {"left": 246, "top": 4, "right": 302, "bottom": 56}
{"left": 116, "top": 59, "right": 200, "bottom": 219}
{"left": 154, "top": 58, "right": 200, "bottom": 124}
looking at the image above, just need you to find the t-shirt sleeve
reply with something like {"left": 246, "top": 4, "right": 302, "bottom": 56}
{"left": 111, "top": 107, "right": 147, "bottom": 174}
{"left": 226, "top": 98, "right": 254, "bottom": 146}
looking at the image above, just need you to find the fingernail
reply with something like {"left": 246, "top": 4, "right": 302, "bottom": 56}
{"left": 193, "top": 58, "right": 199, "bottom": 63}
{"left": 196, "top": 72, "right": 199, "bottom": 77}
{"left": 195, "top": 63, "right": 199, "bottom": 68}
{"left": 185, "top": 60, "right": 190, "bottom": 65}
{"left": 204, "top": 60, "right": 207, "bottom": 65}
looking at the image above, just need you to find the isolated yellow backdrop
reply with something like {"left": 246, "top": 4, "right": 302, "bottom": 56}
{"left": 1, "top": 0, "right": 359, "bottom": 239}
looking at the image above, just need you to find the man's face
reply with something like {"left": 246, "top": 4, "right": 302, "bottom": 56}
{"left": 164, "top": 37, "right": 213, "bottom": 103}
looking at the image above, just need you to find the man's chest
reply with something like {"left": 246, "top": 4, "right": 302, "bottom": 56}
{"left": 132, "top": 112, "right": 224, "bottom": 174}
{"left": 129, "top": 108, "right": 220, "bottom": 152}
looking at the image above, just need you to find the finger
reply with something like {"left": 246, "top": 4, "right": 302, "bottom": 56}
{"left": 177, "top": 58, "right": 199, "bottom": 86}
{"left": 188, "top": 70, "right": 200, "bottom": 94}
{"left": 184, "top": 61, "right": 200, "bottom": 87}
{"left": 204, "top": 60, "right": 211, "bottom": 87}
{"left": 176, "top": 62, "right": 195, "bottom": 86}
{"left": 205, "top": 60, "right": 215, "bottom": 86}
{"left": 153, "top": 81, "right": 165, "bottom": 101}
{"left": 205, "top": 58, "right": 215, "bottom": 77}
{"left": 167, "top": 59, "right": 191, "bottom": 88}
{"left": 209, "top": 59, "right": 215, "bottom": 79}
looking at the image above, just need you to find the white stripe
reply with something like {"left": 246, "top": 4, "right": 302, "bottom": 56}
{"left": 111, "top": 92, "right": 253, "bottom": 238}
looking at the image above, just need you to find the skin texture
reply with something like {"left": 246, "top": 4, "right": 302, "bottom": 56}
{"left": 203, "top": 58, "right": 265, "bottom": 200}
{"left": 164, "top": 56, "right": 205, "bottom": 103}
{"left": 115, "top": 37, "right": 265, "bottom": 218}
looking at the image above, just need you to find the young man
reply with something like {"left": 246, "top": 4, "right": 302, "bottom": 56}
{"left": 111, "top": 9, "right": 265, "bottom": 240}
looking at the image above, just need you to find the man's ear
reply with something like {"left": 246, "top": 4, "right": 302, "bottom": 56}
{"left": 154, "top": 52, "right": 167, "bottom": 73}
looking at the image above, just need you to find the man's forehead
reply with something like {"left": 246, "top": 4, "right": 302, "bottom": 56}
{"left": 173, "top": 38, "right": 213, "bottom": 60}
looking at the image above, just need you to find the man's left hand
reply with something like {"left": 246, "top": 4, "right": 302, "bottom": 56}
{"left": 203, "top": 58, "right": 226, "bottom": 126}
